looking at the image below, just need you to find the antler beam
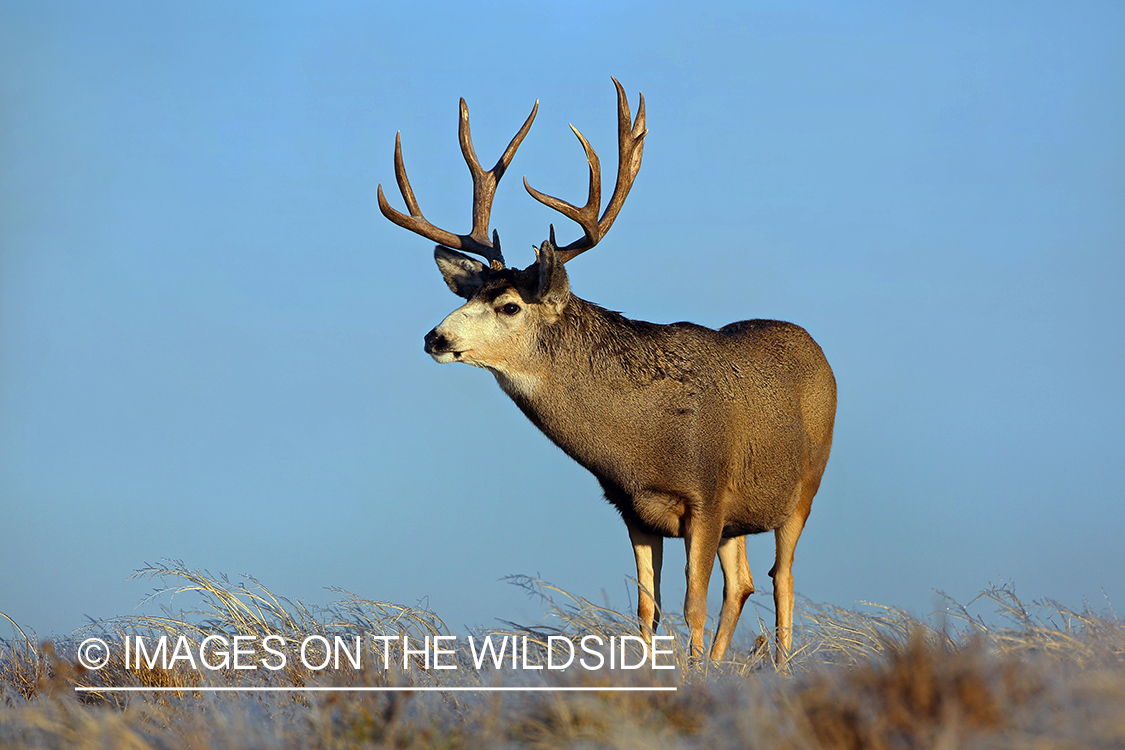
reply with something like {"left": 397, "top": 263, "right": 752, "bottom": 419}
{"left": 378, "top": 99, "right": 539, "bottom": 270}
{"left": 523, "top": 77, "right": 647, "bottom": 263}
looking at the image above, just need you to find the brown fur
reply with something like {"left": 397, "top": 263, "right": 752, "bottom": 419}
{"left": 426, "top": 243, "right": 836, "bottom": 662}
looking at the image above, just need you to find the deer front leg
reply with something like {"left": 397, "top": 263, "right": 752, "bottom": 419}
{"left": 626, "top": 519, "right": 663, "bottom": 642}
{"left": 683, "top": 513, "right": 723, "bottom": 662}
{"left": 709, "top": 535, "right": 755, "bottom": 661}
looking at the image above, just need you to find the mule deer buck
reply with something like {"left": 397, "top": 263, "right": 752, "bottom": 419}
{"left": 378, "top": 79, "right": 836, "bottom": 662}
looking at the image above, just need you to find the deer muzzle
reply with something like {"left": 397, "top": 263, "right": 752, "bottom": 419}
{"left": 424, "top": 328, "right": 460, "bottom": 363}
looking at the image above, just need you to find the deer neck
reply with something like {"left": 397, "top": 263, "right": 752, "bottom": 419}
{"left": 489, "top": 297, "right": 653, "bottom": 475}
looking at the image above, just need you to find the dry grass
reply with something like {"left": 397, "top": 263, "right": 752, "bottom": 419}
{"left": 2, "top": 561, "right": 1123, "bottom": 749}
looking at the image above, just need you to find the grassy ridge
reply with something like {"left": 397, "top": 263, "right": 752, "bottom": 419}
{"left": 2, "top": 561, "right": 1123, "bottom": 748}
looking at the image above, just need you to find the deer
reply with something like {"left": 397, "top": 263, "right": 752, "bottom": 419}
{"left": 377, "top": 78, "right": 836, "bottom": 664}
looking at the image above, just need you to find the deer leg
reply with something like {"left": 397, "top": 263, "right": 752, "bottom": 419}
{"left": 709, "top": 536, "right": 755, "bottom": 661}
{"left": 769, "top": 501, "right": 811, "bottom": 666}
{"left": 683, "top": 514, "right": 723, "bottom": 662}
{"left": 626, "top": 519, "right": 663, "bottom": 642}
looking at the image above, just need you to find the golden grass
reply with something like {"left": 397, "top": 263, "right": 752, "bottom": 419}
{"left": 2, "top": 561, "right": 1123, "bottom": 749}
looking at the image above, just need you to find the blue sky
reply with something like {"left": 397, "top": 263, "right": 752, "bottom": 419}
{"left": 2, "top": 1, "right": 1123, "bottom": 640}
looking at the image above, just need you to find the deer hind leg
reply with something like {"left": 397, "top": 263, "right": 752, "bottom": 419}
{"left": 626, "top": 519, "right": 664, "bottom": 642}
{"left": 769, "top": 486, "right": 814, "bottom": 666}
{"left": 709, "top": 535, "right": 755, "bottom": 661}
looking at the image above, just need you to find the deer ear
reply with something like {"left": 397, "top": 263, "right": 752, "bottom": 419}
{"left": 534, "top": 239, "right": 570, "bottom": 312}
{"left": 434, "top": 246, "right": 488, "bottom": 298}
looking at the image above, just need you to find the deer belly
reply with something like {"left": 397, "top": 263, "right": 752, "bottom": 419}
{"left": 720, "top": 491, "right": 799, "bottom": 536}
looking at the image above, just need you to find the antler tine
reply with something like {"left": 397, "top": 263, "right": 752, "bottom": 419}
{"left": 523, "top": 125, "right": 602, "bottom": 251}
{"left": 460, "top": 98, "right": 538, "bottom": 268}
{"left": 377, "top": 134, "right": 465, "bottom": 252}
{"left": 523, "top": 77, "right": 647, "bottom": 264}
{"left": 378, "top": 99, "right": 539, "bottom": 270}
{"left": 596, "top": 77, "right": 647, "bottom": 247}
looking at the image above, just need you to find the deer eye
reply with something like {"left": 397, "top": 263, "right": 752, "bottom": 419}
{"left": 499, "top": 303, "right": 521, "bottom": 316}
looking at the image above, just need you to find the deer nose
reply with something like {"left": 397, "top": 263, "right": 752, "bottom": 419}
{"left": 424, "top": 328, "right": 445, "bottom": 354}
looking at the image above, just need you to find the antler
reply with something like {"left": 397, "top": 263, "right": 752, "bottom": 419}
{"left": 523, "top": 78, "right": 647, "bottom": 264}
{"left": 378, "top": 99, "right": 539, "bottom": 270}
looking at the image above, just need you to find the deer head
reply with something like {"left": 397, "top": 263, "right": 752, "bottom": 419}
{"left": 378, "top": 79, "right": 646, "bottom": 375}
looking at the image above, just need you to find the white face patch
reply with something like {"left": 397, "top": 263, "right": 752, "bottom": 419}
{"left": 494, "top": 369, "right": 542, "bottom": 398}
{"left": 429, "top": 289, "right": 537, "bottom": 376}
{"left": 429, "top": 349, "right": 459, "bottom": 364}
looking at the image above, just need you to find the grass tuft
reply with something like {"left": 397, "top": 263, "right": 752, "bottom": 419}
{"left": 2, "top": 562, "right": 1123, "bottom": 748}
